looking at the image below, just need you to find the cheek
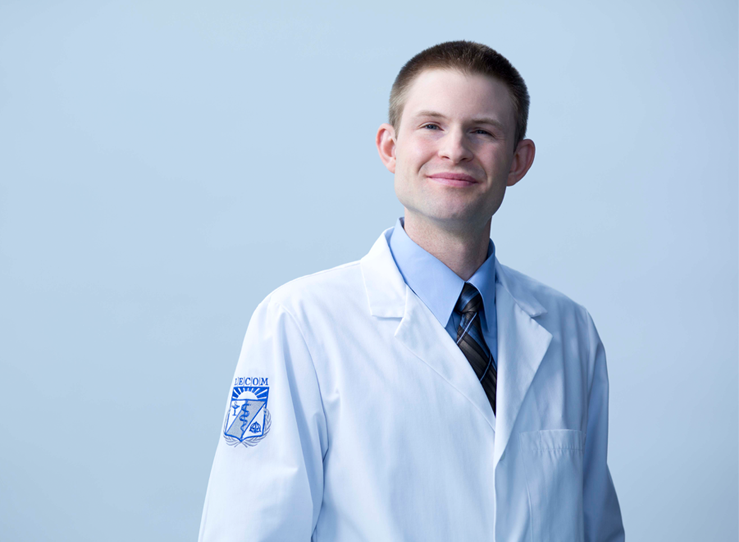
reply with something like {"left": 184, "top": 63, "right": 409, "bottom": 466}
{"left": 478, "top": 150, "right": 509, "bottom": 177}
{"left": 398, "top": 138, "right": 436, "bottom": 171}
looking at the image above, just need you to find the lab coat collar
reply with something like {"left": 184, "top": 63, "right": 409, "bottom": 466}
{"left": 493, "top": 259, "right": 547, "bottom": 318}
{"left": 360, "top": 228, "right": 406, "bottom": 318}
{"left": 360, "top": 228, "right": 546, "bottom": 321}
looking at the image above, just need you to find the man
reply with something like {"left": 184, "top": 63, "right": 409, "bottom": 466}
{"left": 199, "top": 41, "right": 624, "bottom": 542}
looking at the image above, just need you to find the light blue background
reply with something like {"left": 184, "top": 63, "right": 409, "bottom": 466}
{"left": 1, "top": 1, "right": 736, "bottom": 540}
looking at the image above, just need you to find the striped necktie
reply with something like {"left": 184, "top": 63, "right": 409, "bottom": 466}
{"left": 455, "top": 282, "right": 497, "bottom": 414}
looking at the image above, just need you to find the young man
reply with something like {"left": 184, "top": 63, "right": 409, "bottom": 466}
{"left": 199, "top": 41, "right": 624, "bottom": 542}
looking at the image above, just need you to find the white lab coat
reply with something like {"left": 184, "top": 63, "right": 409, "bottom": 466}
{"left": 199, "top": 228, "right": 624, "bottom": 542}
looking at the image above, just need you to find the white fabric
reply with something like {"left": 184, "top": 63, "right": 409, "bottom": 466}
{"left": 199, "top": 228, "right": 625, "bottom": 542}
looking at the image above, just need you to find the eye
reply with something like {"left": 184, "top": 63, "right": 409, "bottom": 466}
{"left": 474, "top": 129, "right": 493, "bottom": 136}
{"left": 422, "top": 123, "right": 440, "bottom": 130}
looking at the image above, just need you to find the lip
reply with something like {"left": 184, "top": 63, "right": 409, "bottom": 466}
{"left": 426, "top": 172, "right": 479, "bottom": 187}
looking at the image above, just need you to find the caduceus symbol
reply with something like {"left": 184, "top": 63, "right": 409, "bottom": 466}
{"left": 239, "top": 403, "right": 251, "bottom": 433}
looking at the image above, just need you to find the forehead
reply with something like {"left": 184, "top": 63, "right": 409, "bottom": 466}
{"left": 401, "top": 68, "right": 515, "bottom": 128}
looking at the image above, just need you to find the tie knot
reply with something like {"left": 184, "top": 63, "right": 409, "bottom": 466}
{"left": 455, "top": 283, "right": 482, "bottom": 315}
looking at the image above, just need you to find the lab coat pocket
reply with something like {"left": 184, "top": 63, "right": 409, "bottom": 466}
{"left": 519, "top": 429, "right": 585, "bottom": 542}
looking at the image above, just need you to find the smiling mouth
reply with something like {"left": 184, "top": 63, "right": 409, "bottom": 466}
{"left": 426, "top": 173, "right": 478, "bottom": 187}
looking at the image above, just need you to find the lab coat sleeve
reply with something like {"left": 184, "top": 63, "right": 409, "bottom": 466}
{"left": 199, "top": 296, "right": 328, "bottom": 542}
{"left": 582, "top": 310, "right": 625, "bottom": 542}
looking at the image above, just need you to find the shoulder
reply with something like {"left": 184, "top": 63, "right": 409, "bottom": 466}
{"left": 499, "top": 263, "right": 604, "bottom": 377}
{"left": 255, "top": 259, "right": 367, "bottom": 324}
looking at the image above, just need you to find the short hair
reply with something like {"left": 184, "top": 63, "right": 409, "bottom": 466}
{"left": 389, "top": 40, "right": 530, "bottom": 145}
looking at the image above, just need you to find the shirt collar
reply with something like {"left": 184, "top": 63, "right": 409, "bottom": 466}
{"left": 388, "top": 217, "right": 496, "bottom": 330}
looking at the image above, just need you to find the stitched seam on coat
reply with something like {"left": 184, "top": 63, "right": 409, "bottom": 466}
{"left": 530, "top": 447, "right": 583, "bottom": 452}
{"left": 271, "top": 299, "right": 330, "bottom": 457}
{"left": 271, "top": 299, "right": 330, "bottom": 540}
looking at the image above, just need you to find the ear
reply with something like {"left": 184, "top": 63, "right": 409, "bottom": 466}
{"left": 506, "top": 138, "right": 536, "bottom": 187}
{"left": 376, "top": 123, "right": 397, "bottom": 174}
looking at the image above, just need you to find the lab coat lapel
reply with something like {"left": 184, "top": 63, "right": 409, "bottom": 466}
{"left": 394, "top": 290, "right": 497, "bottom": 432}
{"left": 360, "top": 229, "right": 496, "bottom": 432}
{"left": 493, "top": 261, "right": 553, "bottom": 467}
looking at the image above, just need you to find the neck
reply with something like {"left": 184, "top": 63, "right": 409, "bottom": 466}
{"left": 402, "top": 212, "right": 491, "bottom": 281}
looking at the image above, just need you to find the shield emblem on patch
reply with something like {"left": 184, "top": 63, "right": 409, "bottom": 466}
{"left": 223, "top": 386, "right": 271, "bottom": 447}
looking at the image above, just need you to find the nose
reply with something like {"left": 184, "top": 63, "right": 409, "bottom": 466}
{"left": 438, "top": 128, "right": 474, "bottom": 164}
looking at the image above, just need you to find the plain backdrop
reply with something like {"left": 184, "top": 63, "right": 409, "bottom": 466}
{"left": 1, "top": 1, "right": 737, "bottom": 541}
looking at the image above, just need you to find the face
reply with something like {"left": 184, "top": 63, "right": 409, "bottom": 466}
{"left": 377, "top": 68, "right": 535, "bottom": 233}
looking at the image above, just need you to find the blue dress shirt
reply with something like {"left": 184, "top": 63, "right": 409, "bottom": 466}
{"left": 388, "top": 217, "right": 498, "bottom": 365}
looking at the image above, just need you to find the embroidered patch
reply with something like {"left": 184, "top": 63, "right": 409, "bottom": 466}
{"left": 223, "top": 377, "right": 271, "bottom": 448}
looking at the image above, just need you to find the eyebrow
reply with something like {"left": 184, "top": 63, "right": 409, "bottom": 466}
{"left": 413, "top": 110, "right": 506, "bottom": 130}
